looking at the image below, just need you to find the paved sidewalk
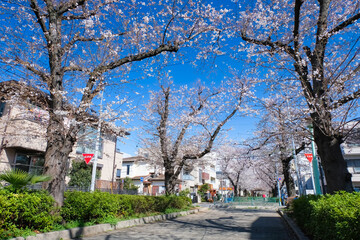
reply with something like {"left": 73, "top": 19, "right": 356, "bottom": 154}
{"left": 80, "top": 208, "right": 294, "bottom": 240}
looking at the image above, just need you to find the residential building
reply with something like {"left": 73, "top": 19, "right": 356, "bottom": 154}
{"left": 0, "top": 80, "right": 126, "bottom": 189}
{"left": 342, "top": 127, "right": 360, "bottom": 192}
{"left": 121, "top": 155, "right": 158, "bottom": 194}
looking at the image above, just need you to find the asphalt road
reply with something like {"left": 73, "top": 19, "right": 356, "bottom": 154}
{"left": 79, "top": 208, "right": 294, "bottom": 240}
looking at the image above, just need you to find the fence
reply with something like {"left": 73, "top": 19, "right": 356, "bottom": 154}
{"left": 24, "top": 184, "right": 138, "bottom": 195}
{"left": 230, "top": 197, "right": 280, "bottom": 206}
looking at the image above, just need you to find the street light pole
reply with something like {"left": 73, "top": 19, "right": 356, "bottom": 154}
{"left": 291, "top": 137, "right": 303, "bottom": 196}
{"left": 90, "top": 91, "right": 103, "bottom": 192}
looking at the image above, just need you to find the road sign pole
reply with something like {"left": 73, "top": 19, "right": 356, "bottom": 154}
{"left": 309, "top": 125, "right": 322, "bottom": 195}
{"left": 90, "top": 91, "right": 103, "bottom": 192}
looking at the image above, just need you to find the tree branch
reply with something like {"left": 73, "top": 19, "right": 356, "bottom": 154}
{"left": 328, "top": 12, "right": 360, "bottom": 36}
{"left": 331, "top": 88, "right": 360, "bottom": 110}
{"left": 170, "top": 89, "right": 220, "bottom": 160}
{"left": 60, "top": 0, "right": 117, "bottom": 20}
{"left": 15, "top": 57, "right": 50, "bottom": 83}
{"left": 241, "top": 31, "right": 295, "bottom": 58}
{"left": 62, "top": 64, "right": 87, "bottom": 73}
{"left": 61, "top": 32, "right": 127, "bottom": 56}
{"left": 283, "top": 142, "right": 307, "bottom": 164}
{"left": 293, "top": 0, "right": 304, "bottom": 53}
{"left": 183, "top": 94, "right": 243, "bottom": 160}
{"left": 57, "top": 0, "right": 86, "bottom": 16}
{"left": 90, "top": 42, "right": 180, "bottom": 76}
{"left": 30, "top": 0, "right": 50, "bottom": 43}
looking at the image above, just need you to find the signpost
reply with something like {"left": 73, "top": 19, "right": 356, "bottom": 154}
{"left": 305, "top": 153, "right": 313, "bottom": 163}
{"left": 83, "top": 153, "right": 94, "bottom": 164}
{"left": 305, "top": 153, "right": 317, "bottom": 195}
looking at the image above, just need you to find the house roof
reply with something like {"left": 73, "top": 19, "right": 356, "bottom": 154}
{"left": 132, "top": 175, "right": 149, "bottom": 180}
{"left": 150, "top": 174, "right": 165, "bottom": 181}
{"left": 123, "top": 155, "right": 147, "bottom": 163}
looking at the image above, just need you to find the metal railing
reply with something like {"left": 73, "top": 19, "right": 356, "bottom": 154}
{"left": 231, "top": 197, "right": 280, "bottom": 206}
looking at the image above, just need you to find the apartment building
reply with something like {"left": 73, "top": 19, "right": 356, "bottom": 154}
{"left": 0, "top": 80, "right": 125, "bottom": 189}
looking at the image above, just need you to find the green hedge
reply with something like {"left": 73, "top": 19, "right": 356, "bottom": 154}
{"left": 290, "top": 191, "right": 360, "bottom": 240}
{"left": 61, "top": 191, "right": 192, "bottom": 223}
{"left": 0, "top": 189, "right": 59, "bottom": 239}
{"left": 0, "top": 189, "right": 192, "bottom": 238}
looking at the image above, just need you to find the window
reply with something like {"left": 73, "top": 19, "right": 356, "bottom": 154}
{"left": 76, "top": 127, "right": 103, "bottom": 158}
{"left": 346, "top": 159, "right": 360, "bottom": 173}
{"left": 14, "top": 153, "right": 44, "bottom": 175}
{"left": 0, "top": 101, "right": 5, "bottom": 117}
{"left": 126, "top": 165, "right": 130, "bottom": 175}
{"left": 116, "top": 169, "right": 121, "bottom": 178}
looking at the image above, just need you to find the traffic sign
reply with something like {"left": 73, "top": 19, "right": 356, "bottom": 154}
{"left": 83, "top": 153, "right": 94, "bottom": 164}
{"left": 140, "top": 177, "right": 144, "bottom": 182}
{"left": 304, "top": 153, "right": 313, "bottom": 163}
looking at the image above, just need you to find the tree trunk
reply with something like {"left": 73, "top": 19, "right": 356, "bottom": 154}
{"left": 42, "top": 112, "right": 76, "bottom": 206}
{"left": 282, "top": 158, "right": 296, "bottom": 196}
{"left": 164, "top": 164, "right": 177, "bottom": 195}
{"left": 314, "top": 126, "right": 353, "bottom": 193}
{"left": 233, "top": 185, "right": 239, "bottom": 197}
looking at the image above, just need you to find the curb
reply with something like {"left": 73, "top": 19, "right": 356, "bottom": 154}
{"left": 12, "top": 208, "right": 201, "bottom": 240}
{"left": 277, "top": 210, "right": 309, "bottom": 240}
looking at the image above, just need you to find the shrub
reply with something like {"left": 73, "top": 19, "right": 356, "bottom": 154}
{"left": 61, "top": 191, "right": 192, "bottom": 223}
{"left": 154, "top": 195, "right": 192, "bottom": 212}
{"left": 290, "top": 191, "right": 360, "bottom": 240}
{"left": 128, "top": 195, "right": 156, "bottom": 213}
{"left": 289, "top": 194, "right": 321, "bottom": 235}
{"left": 61, "top": 191, "right": 125, "bottom": 223}
{"left": 0, "top": 189, "right": 59, "bottom": 239}
{"left": 0, "top": 169, "right": 51, "bottom": 192}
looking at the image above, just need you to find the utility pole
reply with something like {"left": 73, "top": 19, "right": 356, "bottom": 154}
{"left": 285, "top": 97, "right": 303, "bottom": 196}
{"left": 90, "top": 91, "right": 103, "bottom": 192}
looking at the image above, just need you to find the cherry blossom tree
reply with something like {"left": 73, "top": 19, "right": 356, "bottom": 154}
{"left": 249, "top": 94, "right": 310, "bottom": 196}
{"left": 0, "top": 0, "right": 229, "bottom": 205}
{"left": 217, "top": 145, "right": 252, "bottom": 196}
{"left": 141, "top": 79, "right": 254, "bottom": 194}
{"left": 238, "top": 0, "right": 360, "bottom": 193}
